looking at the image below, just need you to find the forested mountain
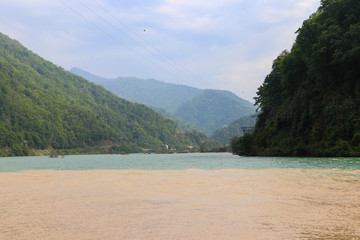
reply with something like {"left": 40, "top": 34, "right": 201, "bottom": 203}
{"left": 0, "top": 32, "right": 212, "bottom": 156}
{"left": 149, "top": 106, "right": 198, "bottom": 131}
{"left": 232, "top": 0, "right": 360, "bottom": 157}
{"left": 71, "top": 68, "right": 256, "bottom": 136}
{"left": 175, "top": 90, "right": 255, "bottom": 135}
{"left": 70, "top": 67, "right": 202, "bottom": 114}
{"left": 211, "top": 115, "right": 257, "bottom": 144}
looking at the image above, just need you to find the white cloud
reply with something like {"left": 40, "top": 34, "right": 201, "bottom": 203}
{"left": 253, "top": 0, "right": 320, "bottom": 24}
{"left": 159, "top": 0, "right": 238, "bottom": 10}
{"left": 295, "top": 0, "right": 320, "bottom": 9}
{"left": 155, "top": 0, "right": 240, "bottom": 31}
{"left": 217, "top": 56, "right": 276, "bottom": 102}
{"left": 0, "top": 0, "right": 321, "bottom": 102}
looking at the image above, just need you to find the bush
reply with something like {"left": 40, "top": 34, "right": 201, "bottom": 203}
{"left": 238, "top": 134, "right": 256, "bottom": 156}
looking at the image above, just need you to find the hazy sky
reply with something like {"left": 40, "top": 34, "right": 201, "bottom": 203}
{"left": 0, "top": 0, "right": 320, "bottom": 102}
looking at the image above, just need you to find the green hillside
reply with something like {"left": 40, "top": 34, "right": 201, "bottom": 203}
{"left": 175, "top": 90, "right": 255, "bottom": 136}
{"left": 232, "top": 0, "right": 360, "bottom": 157}
{"left": 0, "top": 32, "right": 209, "bottom": 156}
{"left": 70, "top": 67, "right": 202, "bottom": 114}
{"left": 71, "top": 68, "right": 256, "bottom": 136}
{"left": 149, "top": 106, "right": 198, "bottom": 131}
{"left": 211, "top": 115, "right": 257, "bottom": 144}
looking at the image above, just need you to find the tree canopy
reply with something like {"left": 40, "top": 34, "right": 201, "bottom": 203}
{"left": 233, "top": 0, "right": 360, "bottom": 156}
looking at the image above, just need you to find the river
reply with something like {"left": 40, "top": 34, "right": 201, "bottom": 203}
{"left": 1, "top": 153, "right": 359, "bottom": 239}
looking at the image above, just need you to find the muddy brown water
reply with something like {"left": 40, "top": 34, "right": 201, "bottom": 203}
{"left": 1, "top": 169, "right": 359, "bottom": 239}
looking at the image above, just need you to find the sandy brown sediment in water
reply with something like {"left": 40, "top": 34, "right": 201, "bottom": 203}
{"left": 1, "top": 169, "right": 360, "bottom": 240}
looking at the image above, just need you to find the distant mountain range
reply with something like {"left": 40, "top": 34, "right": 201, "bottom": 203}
{"left": 71, "top": 68, "right": 256, "bottom": 136}
{"left": 70, "top": 68, "right": 202, "bottom": 114}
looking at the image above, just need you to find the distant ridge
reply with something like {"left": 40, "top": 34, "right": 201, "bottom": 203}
{"left": 211, "top": 115, "right": 257, "bottom": 143}
{"left": 70, "top": 67, "right": 202, "bottom": 114}
{"left": 71, "top": 68, "right": 256, "bottom": 136}
{"left": 175, "top": 89, "right": 255, "bottom": 135}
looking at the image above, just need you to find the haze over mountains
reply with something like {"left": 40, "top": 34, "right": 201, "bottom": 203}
{"left": 71, "top": 68, "right": 256, "bottom": 136}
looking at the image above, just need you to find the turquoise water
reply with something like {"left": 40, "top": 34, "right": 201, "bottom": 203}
{"left": 1, "top": 153, "right": 360, "bottom": 172}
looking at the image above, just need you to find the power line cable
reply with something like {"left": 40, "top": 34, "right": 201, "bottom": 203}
{"left": 90, "top": 0, "right": 206, "bottom": 85}
{"left": 59, "top": 0, "right": 202, "bottom": 87}
{"left": 58, "top": 0, "right": 196, "bottom": 85}
{"left": 78, "top": 0, "right": 207, "bottom": 87}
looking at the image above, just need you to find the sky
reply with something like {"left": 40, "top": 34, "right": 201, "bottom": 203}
{"left": 0, "top": 0, "right": 320, "bottom": 103}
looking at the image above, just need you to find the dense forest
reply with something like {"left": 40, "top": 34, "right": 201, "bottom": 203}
{"left": 149, "top": 106, "right": 198, "bottom": 131}
{"left": 232, "top": 0, "right": 360, "bottom": 157}
{"left": 0, "top": 32, "right": 216, "bottom": 156}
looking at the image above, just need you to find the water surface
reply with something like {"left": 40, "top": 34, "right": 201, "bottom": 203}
{"left": 1, "top": 153, "right": 359, "bottom": 239}
{"left": 1, "top": 153, "right": 360, "bottom": 171}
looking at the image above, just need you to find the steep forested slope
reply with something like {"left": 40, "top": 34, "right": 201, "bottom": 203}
{"left": 233, "top": 0, "right": 360, "bottom": 156}
{"left": 176, "top": 90, "right": 255, "bottom": 136}
{"left": 149, "top": 106, "right": 198, "bottom": 131}
{"left": 0, "top": 33, "right": 206, "bottom": 156}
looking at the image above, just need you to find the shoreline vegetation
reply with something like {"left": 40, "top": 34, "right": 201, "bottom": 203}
{"left": 0, "top": 145, "right": 231, "bottom": 158}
